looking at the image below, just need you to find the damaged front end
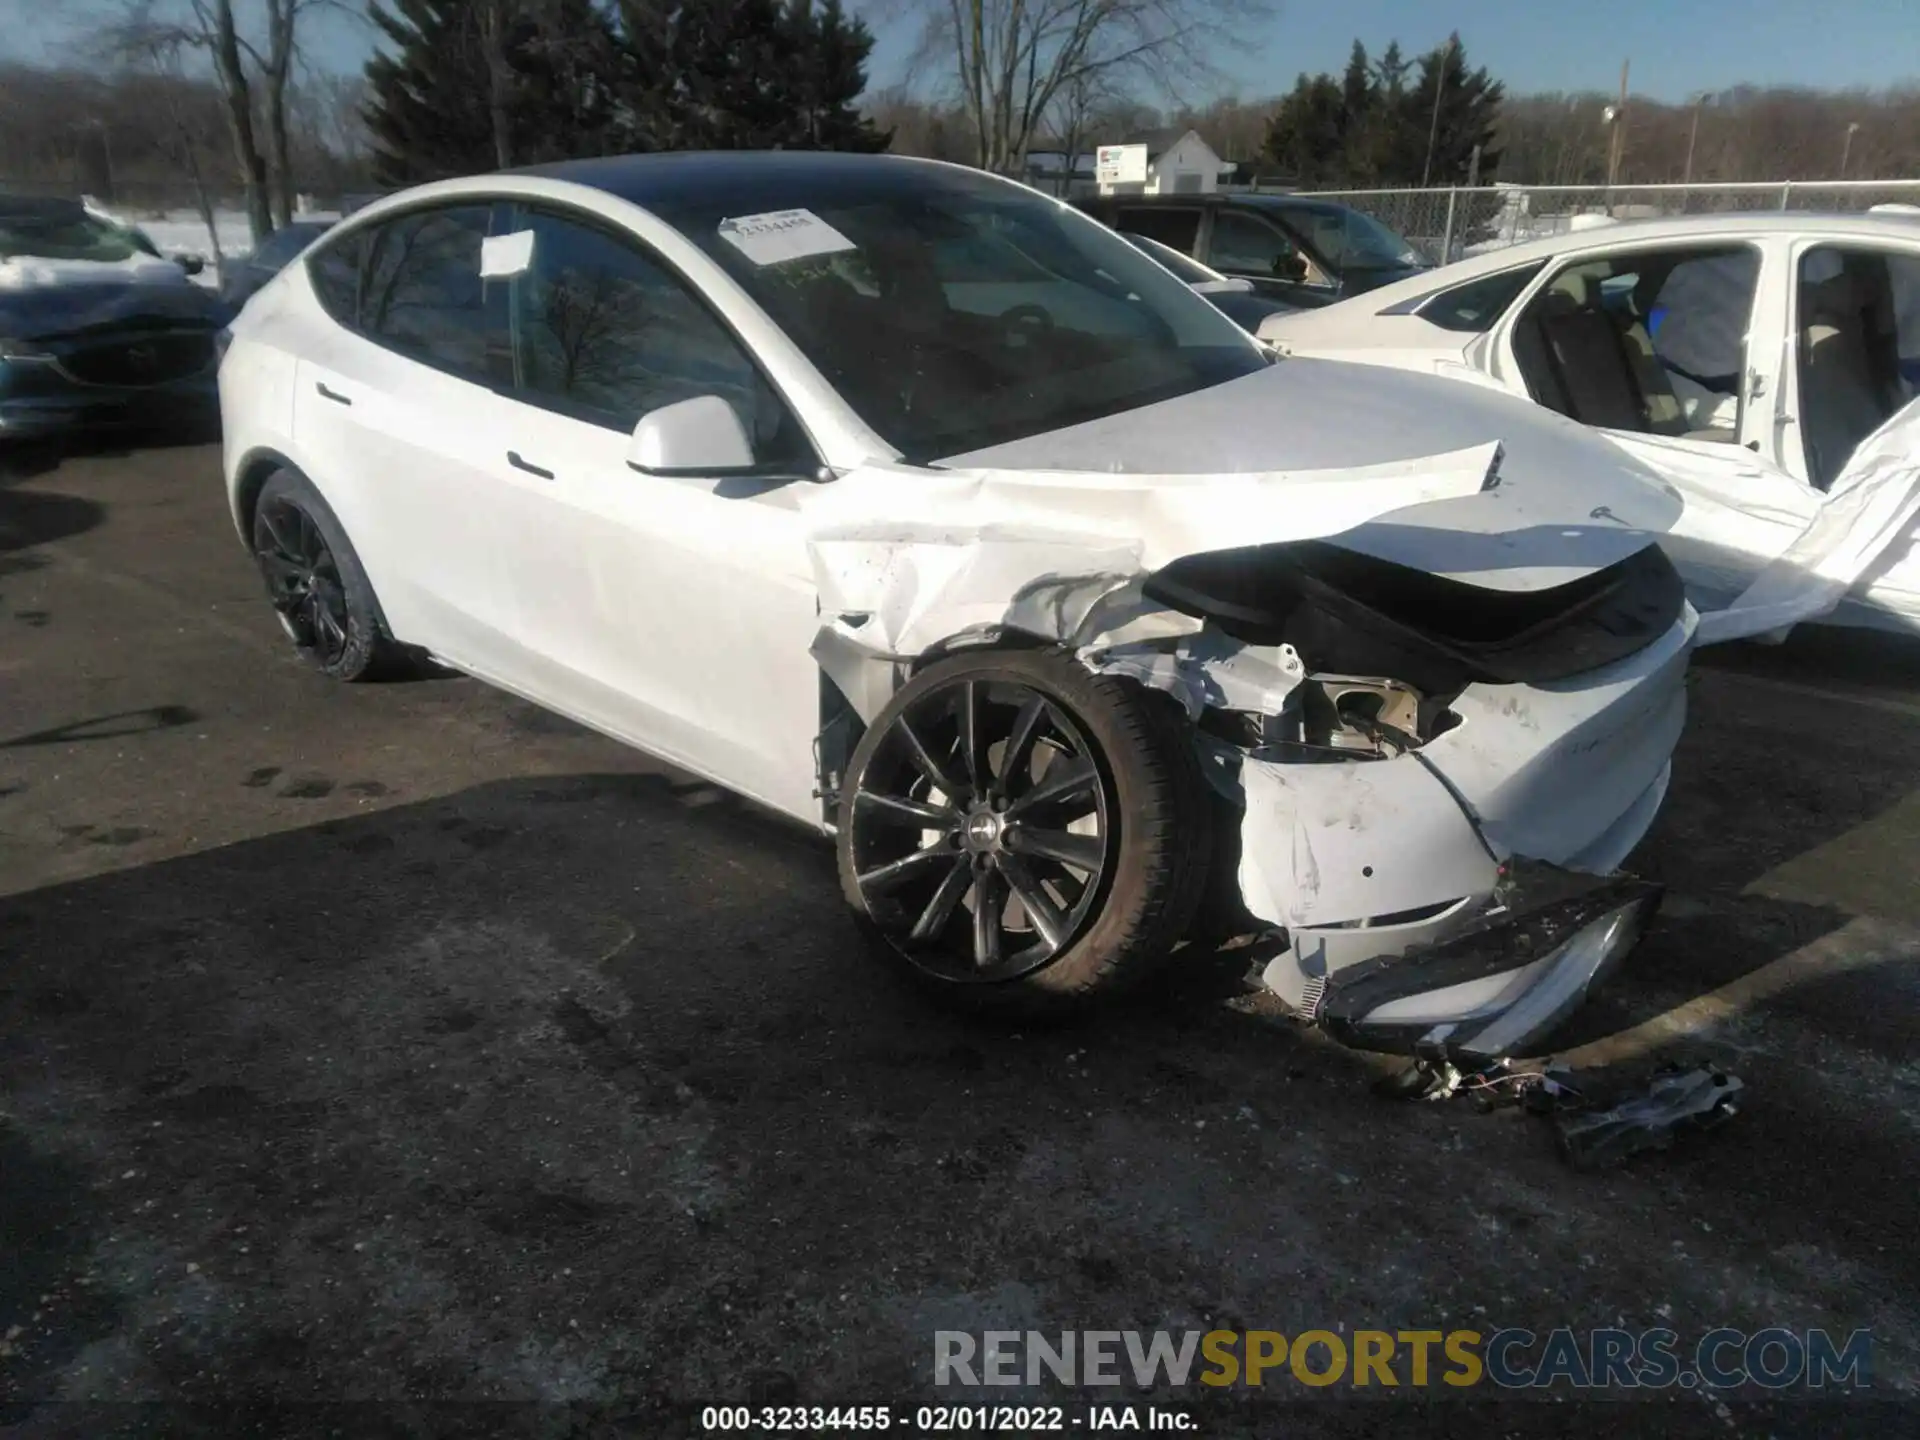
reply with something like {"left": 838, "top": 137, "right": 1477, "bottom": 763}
{"left": 1104, "top": 537, "right": 1692, "bottom": 1060}
{"left": 802, "top": 442, "right": 1695, "bottom": 1059}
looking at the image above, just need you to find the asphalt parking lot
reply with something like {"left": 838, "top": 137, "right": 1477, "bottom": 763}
{"left": 3, "top": 434, "right": 1919, "bottom": 1438}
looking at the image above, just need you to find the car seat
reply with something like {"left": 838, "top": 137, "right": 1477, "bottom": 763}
{"left": 1530, "top": 269, "right": 1647, "bottom": 432}
{"left": 1801, "top": 266, "right": 1892, "bottom": 491}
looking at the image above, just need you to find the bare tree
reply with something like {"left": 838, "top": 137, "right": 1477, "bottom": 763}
{"left": 1048, "top": 69, "right": 1102, "bottom": 193}
{"left": 95, "top": 1, "right": 266, "bottom": 239}
{"left": 475, "top": 0, "right": 519, "bottom": 170}
{"left": 97, "top": 0, "right": 348, "bottom": 240}
{"left": 255, "top": 0, "right": 330, "bottom": 226}
{"left": 95, "top": 25, "right": 228, "bottom": 265}
{"left": 205, "top": 0, "right": 273, "bottom": 239}
{"left": 912, "top": 0, "right": 1264, "bottom": 174}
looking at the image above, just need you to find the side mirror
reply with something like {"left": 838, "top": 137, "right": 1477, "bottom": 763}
{"left": 627, "top": 395, "right": 756, "bottom": 474}
{"left": 175, "top": 253, "right": 206, "bottom": 277}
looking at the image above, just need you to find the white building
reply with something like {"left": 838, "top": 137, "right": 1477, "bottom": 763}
{"left": 1096, "top": 129, "right": 1231, "bottom": 197}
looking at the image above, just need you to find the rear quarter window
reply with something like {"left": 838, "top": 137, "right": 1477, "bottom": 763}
{"left": 1411, "top": 262, "right": 1546, "bottom": 332}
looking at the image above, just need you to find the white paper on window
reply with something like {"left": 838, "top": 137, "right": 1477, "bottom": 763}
{"left": 717, "top": 209, "right": 856, "bottom": 267}
{"left": 479, "top": 229, "right": 535, "bottom": 278}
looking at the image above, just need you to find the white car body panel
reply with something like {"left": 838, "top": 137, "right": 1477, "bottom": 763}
{"left": 1261, "top": 213, "right": 1920, "bottom": 641}
{"left": 218, "top": 159, "right": 1704, "bottom": 1059}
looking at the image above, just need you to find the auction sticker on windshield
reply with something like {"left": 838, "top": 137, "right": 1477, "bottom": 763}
{"left": 718, "top": 208, "right": 856, "bottom": 266}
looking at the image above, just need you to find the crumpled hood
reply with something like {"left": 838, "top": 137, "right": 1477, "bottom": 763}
{"left": 946, "top": 358, "right": 1686, "bottom": 592}
{"left": 0, "top": 266, "right": 218, "bottom": 342}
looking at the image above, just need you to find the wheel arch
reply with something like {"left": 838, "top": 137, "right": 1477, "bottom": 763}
{"left": 818, "top": 629, "right": 1108, "bottom": 831}
{"left": 229, "top": 444, "right": 302, "bottom": 545}
{"left": 237, "top": 454, "right": 400, "bottom": 647}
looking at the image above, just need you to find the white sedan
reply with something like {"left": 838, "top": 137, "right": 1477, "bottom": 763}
{"left": 1259, "top": 212, "right": 1920, "bottom": 641}
{"left": 220, "top": 152, "right": 1697, "bottom": 1062}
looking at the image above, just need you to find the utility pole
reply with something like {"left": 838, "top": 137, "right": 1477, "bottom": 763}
{"left": 1420, "top": 34, "right": 1456, "bottom": 188}
{"left": 1683, "top": 91, "right": 1707, "bottom": 186}
{"left": 1605, "top": 58, "right": 1630, "bottom": 194}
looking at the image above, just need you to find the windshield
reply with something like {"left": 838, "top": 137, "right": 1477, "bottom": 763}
{"left": 654, "top": 169, "right": 1265, "bottom": 461}
{"left": 0, "top": 206, "right": 148, "bottom": 263}
{"left": 1278, "top": 201, "right": 1426, "bottom": 271}
{"left": 1121, "top": 232, "right": 1220, "bottom": 286}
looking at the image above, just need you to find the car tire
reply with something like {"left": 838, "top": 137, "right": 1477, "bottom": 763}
{"left": 250, "top": 468, "right": 402, "bottom": 682}
{"left": 837, "top": 646, "right": 1214, "bottom": 1015}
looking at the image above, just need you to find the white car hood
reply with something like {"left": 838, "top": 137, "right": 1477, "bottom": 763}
{"left": 0, "top": 252, "right": 192, "bottom": 292}
{"left": 945, "top": 358, "right": 1684, "bottom": 592}
{"left": 1259, "top": 297, "right": 1457, "bottom": 345}
{"left": 799, "top": 360, "right": 1685, "bottom": 722}
{"left": 1262, "top": 304, "right": 1920, "bottom": 645}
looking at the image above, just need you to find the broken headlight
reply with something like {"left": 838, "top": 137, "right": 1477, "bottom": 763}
{"left": 1202, "top": 673, "right": 1453, "bottom": 761}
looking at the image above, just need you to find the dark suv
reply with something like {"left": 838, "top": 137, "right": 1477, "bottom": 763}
{"left": 1074, "top": 193, "right": 1430, "bottom": 309}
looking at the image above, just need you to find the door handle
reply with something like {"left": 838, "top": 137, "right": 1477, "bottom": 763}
{"left": 507, "top": 450, "right": 555, "bottom": 480}
{"left": 315, "top": 381, "right": 352, "bottom": 406}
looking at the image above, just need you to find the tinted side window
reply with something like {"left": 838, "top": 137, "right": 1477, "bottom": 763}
{"left": 359, "top": 206, "right": 495, "bottom": 380}
{"left": 306, "top": 230, "right": 365, "bottom": 325}
{"left": 1416, "top": 262, "right": 1545, "bottom": 333}
{"left": 1116, "top": 206, "right": 1200, "bottom": 253}
{"left": 507, "top": 209, "right": 810, "bottom": 462}
{"left": 1208, "top": 211, "right": 1298, "bottom": 276}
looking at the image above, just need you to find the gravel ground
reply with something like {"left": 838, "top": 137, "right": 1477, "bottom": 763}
{"left": 2, "top": 433, "right": 1918, "bottom": 1438}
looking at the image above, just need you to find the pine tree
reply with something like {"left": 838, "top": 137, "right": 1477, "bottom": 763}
{"left": 1402, "top": 34, "right": 1503, "bottom": 185}
{"left": 364, "top": 0, "right": 500, "bottom": 183}
{"left": 364, "top": 0, "right": 624, "bottom": 184}
{"left": 1262, "top": 74, "right": 1348, "bottom": 187}
{"left": 1261, "top": 34, "right": 1504, "bottom": 188}
{"left": 782, "top": 0, "right": 889, "bottom": 152}
{"left": 614, "top": 0, "right": 888, "bottom": 152}
{"left": 1340, "top": 41, "right": 1373, "bottom": 129}
{"left": 1337, "top": 39, "right": 1379, "bottom": 184}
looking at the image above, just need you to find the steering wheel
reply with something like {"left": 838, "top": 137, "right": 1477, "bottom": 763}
{"left": 997, "top": 303, "right": 1055, "bottom": 350}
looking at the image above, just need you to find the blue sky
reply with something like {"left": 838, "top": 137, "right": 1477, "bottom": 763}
{"left": 2, "top": 0, "right": 1915, "bottom": 103}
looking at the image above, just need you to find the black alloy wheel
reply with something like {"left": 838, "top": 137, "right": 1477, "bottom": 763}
{"left": 847, "top": 674, "right": 1117, "bottom": 983}
{"left": 248, "top": 467, "right": 400, "bottom": 682}
{"left": 254, "top": 493, "right": 351, "bottom": 668}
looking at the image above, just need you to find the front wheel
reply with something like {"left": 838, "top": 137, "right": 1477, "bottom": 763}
{"left": 837, "top": 647, "right": 1214, "bottom": 1014}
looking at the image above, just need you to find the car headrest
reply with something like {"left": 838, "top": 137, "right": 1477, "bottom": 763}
{"left": 1544, "top": 266, "right": 1599, "bottom": 309}
{"left": 1804, "top": 271, "right": 1864, "bottom": 330}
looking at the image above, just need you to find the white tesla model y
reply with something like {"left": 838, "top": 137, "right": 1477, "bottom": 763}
{"left": 220, "top": 152, "right": 1698, "bottom": 1062}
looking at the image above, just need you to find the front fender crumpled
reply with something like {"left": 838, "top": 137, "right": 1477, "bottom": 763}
{"left": 797, "top": 443, "right": 1507, "bottom": 719}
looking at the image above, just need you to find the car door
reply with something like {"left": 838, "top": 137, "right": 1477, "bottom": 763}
{"left": 1779, "top": 239, "right": 1920, "bottom": 489}
{"left": 475, "top": 204, "right": 824, "bottom": 820}
{"left": 1482, "top": 235, "right": 1830, "bottom": 607}
{"left": 290, "top": 201, "right": 537, "bottom": 670}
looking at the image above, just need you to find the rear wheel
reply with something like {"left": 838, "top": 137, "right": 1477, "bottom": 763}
{"left": 251, "top": 468, "right": 401, "bottom": 682}
{"left": 838, "top": 647, "right": 1213, "bottom": 1013}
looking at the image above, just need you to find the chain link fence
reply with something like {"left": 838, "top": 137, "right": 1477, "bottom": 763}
{"left": 1252, "top": 179, "right": 1920, "bottom": 265}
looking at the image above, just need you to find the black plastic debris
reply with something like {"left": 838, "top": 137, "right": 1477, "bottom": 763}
{"left": 1550, "top": 1065, "right": 1744, "bottom": 1170}
{"left": 1378, "top": 1057, "right": 1744, "bottom": 1169}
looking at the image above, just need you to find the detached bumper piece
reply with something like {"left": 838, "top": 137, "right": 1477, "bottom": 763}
{"left": 1545, "top": 1065, "right": 1744, "bottom": 1169}
{"left": 1315, "top": 861, "right": 1663, "bottom": 1062}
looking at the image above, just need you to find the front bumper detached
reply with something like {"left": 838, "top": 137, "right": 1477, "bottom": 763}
{"left": 1292, "top": 861, "right": 1663, "bottom": 1062}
